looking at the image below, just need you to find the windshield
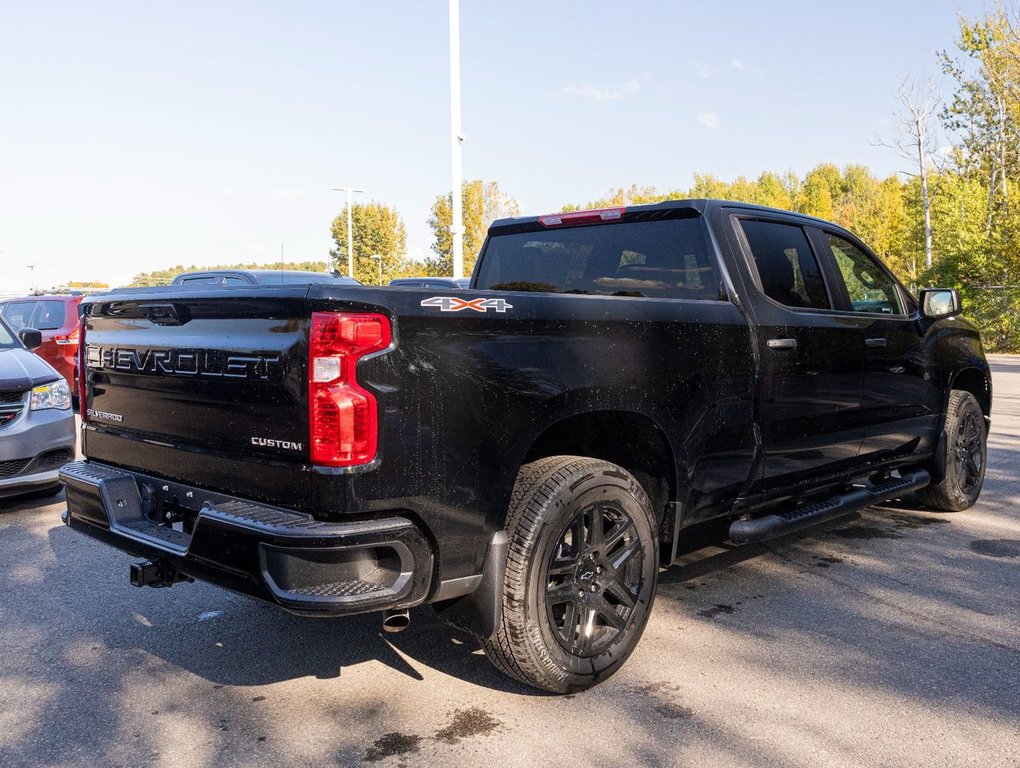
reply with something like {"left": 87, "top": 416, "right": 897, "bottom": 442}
{"left": 474, "top": 217, "right": 720, "bottom": 300}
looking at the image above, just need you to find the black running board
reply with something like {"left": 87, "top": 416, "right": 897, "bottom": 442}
{"left": 728, "top": 469, "right": 931, "bottom": 545}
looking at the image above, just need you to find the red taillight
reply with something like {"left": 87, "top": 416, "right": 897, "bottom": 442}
{"left": 308, "top": 312, "right": 391, "bottom": 467}
{"left": 77, "top": 317, "right": 87, "bottom": 420}
{"left": 538, "top": 207, "right": 625, "bottom": 227}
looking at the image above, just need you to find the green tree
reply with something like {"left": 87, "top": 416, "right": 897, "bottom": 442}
{"left": 427, "top": 180, "right": 520, "bottom": 276}
{"left": 330, "top": 201, "right": 408, "bottom": 284}
{"left": 687, "top": 173, "right": 730, "bottom": 200}
{"left": 797, "top": 165, "right": 836, "bottom": 220}
{"left": 753, "top": 171, "right": 794, "bottom": 210}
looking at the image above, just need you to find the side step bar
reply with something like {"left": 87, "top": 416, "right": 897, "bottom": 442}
{"left": 729, "top": 469, "right": 931, "bottom": 545}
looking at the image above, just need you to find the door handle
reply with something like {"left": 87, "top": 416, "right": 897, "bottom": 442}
{"left": 865, "top": 337, "right": 888, "bottom": 348}
{"left": 767, "top": 338, "right": 798, "bottom": 350}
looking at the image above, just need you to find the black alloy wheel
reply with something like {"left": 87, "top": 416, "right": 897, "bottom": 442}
{"left": 544, "top": 500, "right": 644, "bottom": 658}
{"left": 918, "top": 390, "right": 987, "bottom": 512}
{"left": 954, "top": 405, "right": 984, "bottom": 495}
{"left": 482, "top": 456, "right": 658, "bottom": 693}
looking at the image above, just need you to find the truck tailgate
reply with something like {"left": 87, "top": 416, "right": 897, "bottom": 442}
{"left": 82, "top": 293, "right": 312, "bottom": 506}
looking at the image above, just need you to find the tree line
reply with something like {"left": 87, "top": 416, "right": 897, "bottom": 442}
{"left": 128, "top": 4, "right": 1020, "bottom": 350}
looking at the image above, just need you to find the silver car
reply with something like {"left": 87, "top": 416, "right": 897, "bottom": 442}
{"left": 0, "top": 316, "right": 76, "bottom": 499}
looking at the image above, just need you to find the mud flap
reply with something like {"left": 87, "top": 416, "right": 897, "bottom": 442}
{"left": 433, "top": 530, "right": 508, "bottom": 641}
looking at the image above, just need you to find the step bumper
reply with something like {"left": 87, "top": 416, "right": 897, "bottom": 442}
{"left": 59, "top": 460, "right": 434, "bottom": 616}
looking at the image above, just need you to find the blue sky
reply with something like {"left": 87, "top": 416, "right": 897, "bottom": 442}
{"left": 0, "top": 0, "right": 987, "bottom": 291}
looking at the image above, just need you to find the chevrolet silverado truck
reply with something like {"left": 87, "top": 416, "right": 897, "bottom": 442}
{"left": 61, "top": 200, "right": 990, "bottom": 693}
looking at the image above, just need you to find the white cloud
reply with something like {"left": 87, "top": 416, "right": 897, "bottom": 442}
{"left": 694, "top": 62, "right": 712, "bottom": 79}
{"left": 730, "top": 58, "right": 745, "bottom": 71}
{"left": 698, "top": 112, "right": 721, "bottom": 129}
{"left": 561, "top": 79, "right": 641, "bottom": 101}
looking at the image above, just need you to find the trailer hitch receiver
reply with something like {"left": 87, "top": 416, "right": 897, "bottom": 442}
{"left": 129, "top": 558, "right": 193, "bottom": 588}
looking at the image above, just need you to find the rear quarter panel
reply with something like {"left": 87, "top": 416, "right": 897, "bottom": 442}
{"left": 309, "top": 286, "right": 757, "bottom": 581}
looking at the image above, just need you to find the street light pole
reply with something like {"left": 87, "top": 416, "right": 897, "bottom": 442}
{"left": 331, "top": 187, "right": 365, "bottom": 279}
{"left": 27, "top": 264, "right": 35, "bottom": 293}
{"left": 370, "top": 254, "right": 383, "bottom": 285}
{"left": 449, "top": 0, "right": 464, "bottom": 279}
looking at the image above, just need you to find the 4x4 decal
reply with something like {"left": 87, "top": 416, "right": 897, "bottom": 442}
{"left": 420, "top": 296, "right": 513, "bottom": 313}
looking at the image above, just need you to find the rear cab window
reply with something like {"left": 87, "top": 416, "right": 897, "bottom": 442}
{"left": 474, "top": 216, "right": 721, "bottom": 301}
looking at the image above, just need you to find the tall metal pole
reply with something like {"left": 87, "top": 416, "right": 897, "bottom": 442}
{"left": 449, "top": 0, "right": 464, "bottom": 279}
{"left": 332, "top": 187, "right": 365, "bottom": 279}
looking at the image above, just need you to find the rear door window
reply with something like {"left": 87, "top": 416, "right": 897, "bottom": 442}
{"left": 738, "top": 219, "right": 831, "bottom": 310}
{"left": 34, "top": 301, "right": 66, "bottom": 330}
{"left": 475, "top": 217, "right": 720, "bottom": 300}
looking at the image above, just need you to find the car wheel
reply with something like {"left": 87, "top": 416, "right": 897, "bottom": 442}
{"left": 917, "top": 391, "right": 987, "bottom": 512}
{"left": 482, "top": 456, "right": 658, "bottom": 693}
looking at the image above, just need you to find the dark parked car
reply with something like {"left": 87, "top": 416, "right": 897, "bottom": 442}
{"left": 0, "top": 293, "right": 84, "bottom": 396}
{"left": 389, "top": 277, "right": 470, "bottom": 289}
{"left": 0, "top": 317, "right": 76, "bottom": 499}
{"left": 171, "top": 270, "right": 362, "bottom": 287}
{"left": 62, "top": 199, "right": 989, "bottom": 692}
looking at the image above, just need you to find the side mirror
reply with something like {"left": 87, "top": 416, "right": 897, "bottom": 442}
{"left": 19, "top": 328, "right": 42, "bottom": 350}
{"left": 919, "top": 288, "right": 962, "bottom": 319}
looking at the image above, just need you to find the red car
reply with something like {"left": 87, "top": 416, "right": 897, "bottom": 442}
{"left": 0, "top": 294, "right": 84, "bottom": 396}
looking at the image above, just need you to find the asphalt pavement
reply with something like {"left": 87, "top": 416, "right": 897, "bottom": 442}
{"left": 1, "top": 356, "right": 1018, "bottom": 768}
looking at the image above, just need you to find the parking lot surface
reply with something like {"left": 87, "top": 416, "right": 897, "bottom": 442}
{"left": 1, "top": 356, "right": 1018, "bottom": 768}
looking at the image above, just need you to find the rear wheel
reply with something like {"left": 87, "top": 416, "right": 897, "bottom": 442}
{"left": 482, "top": 456, "right": 658, "bottom": 693}
{"left": 918, "top": 390, "right": 986, "bottom": 512}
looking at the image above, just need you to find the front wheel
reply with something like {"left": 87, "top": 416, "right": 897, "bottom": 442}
{"left": 482, "top": 456, "right": 659, "bottom": 693}
{"left": 917, "top": 390, "right": 987, "bottom": 512}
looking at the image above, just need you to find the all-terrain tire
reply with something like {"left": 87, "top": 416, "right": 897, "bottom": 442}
{"left": 917, "top": 390, "right": 987, "bottom": 512}
{"left": 482, "top": 456, "right": 659, "bottom": 693}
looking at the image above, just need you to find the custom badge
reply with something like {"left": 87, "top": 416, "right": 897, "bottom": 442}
{"left": 420, "top": 297, "right": 513, "bottom": 313}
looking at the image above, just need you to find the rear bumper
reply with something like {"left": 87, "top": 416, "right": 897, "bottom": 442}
{"left": 59, "top": 460, "right": 434, "bottom": 616}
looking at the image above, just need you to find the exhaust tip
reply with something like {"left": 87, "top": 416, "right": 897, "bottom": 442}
{"left": 382, "top": 608, "right": 410, "bottom": 634}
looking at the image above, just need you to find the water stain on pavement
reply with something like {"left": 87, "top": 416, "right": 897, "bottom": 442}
{"left": 889, "top": 513, "right": 949, "bottom": 529}
{"left": 970, "top": 539, "right": 1020, "bottom": 558}
{"left": 697, "top": 604, "right": 735, "bottom": 618}
{"left": 635, "top": 681, "right": 682, "bottom": 694}
{"left": 656, "top": 703, "right": 694, "bottom": 720}
{"left": 433, "top": 707, "right": 501, "bottom": 744}
{"left": 364, "top": 732, "right": 422, "bottom": 763}
{"left": 831, "top": 524, "right": 903, "bottom": 540}
{"left": 812, "top": 556, "right": 844, "bottom": 568}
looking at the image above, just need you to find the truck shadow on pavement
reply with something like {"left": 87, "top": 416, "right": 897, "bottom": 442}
{"left": 1, "top": 488, "right": 1017, "bottom": 767}
{"left": 34, "top": 519, "right": 534, "bottom": 691}
{"left": 27, "top": 495, "right": 1016, "bottom": 703}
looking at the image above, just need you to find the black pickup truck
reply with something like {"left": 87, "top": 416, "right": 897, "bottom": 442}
{"left": 61, "top": 200, "right": 990, "bottom": 692}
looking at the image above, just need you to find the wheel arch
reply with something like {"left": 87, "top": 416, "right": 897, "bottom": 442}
{"left": 521, "top": 409, "right": 679, "bottom": 531}
{"left": 950, "top": 366, "right": 992, "bottom": 422}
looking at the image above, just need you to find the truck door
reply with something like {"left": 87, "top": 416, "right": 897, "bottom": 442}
{"left": 813, "top": 231, "right": 941, "bottom": 462}
{"left": 729, "top": 215, "right": 866, "bottom": 491}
